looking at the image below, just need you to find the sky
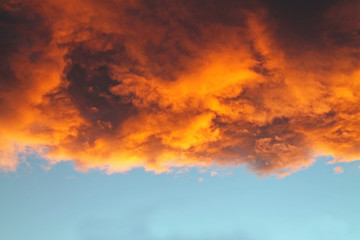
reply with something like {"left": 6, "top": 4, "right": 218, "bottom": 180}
{"left": 1, "top": 0, "right": 360, "bottom": 239}
{"left": 1, "top": 156, "right": 360, "bottom": 240}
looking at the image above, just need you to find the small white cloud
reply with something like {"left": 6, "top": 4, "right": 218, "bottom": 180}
{"left": 333, "top": 166, "right": 344, "bottom": 174}
{"left": 176, "top": 168, "right": 188, "bottom": 174}
{"left": 210, "top": 171, "right": 218, "bottom": 177}
{"left": 40, "top": 164, "right": 52, "bottom": 172}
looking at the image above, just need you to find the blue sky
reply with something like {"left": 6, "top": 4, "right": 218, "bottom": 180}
{"left": 1, "top": 157, "right": 359, "bottom": 240}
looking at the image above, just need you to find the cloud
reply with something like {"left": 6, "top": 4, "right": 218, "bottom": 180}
{"left": 333, "top": 166, "right": 344, "bottom": 174}
{"left": 1, "top": 0, "right": 360, "bottom": 176}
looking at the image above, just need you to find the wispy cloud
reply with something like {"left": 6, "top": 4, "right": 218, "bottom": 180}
{"left": 334, "top": 166, "right": 344, "bottom": 174}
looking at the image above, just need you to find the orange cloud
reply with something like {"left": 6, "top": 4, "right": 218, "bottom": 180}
{"left": 334, "top": 166, "right": 344, "bottom": 174}
{"left": 0, "top": 0, "right": 360, "bottom": 176}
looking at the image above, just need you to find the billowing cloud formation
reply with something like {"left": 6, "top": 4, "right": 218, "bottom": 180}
{"left": 1, "top": 0, "right": 360, "bottom": 176}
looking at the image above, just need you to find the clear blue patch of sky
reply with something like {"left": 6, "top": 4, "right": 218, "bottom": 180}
{"left": 0, "top": 155, "right": 359, "bottom": 240}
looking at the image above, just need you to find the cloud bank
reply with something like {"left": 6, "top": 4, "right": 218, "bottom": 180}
{"left": 1, "top": 0, "right": 360, "bottom": 176}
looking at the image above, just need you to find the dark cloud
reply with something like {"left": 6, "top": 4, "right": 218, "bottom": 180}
{"left": 0, "top": 0, "right": 359, "bottom": 175}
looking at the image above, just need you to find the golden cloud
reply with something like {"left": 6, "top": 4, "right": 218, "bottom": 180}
{"left": 0, "top": 0, "right": 359, "bottom": 176}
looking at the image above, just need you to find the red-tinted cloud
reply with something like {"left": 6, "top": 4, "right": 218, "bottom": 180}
{"left": 0, "top": 0, "right": 359, "bottom": 176}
